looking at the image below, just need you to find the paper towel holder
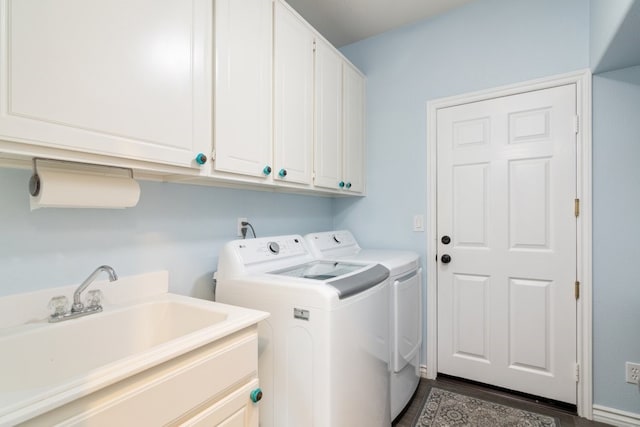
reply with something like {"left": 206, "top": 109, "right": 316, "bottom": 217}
{"left": 29, "top": 158, "right": 135, "bottom": 197}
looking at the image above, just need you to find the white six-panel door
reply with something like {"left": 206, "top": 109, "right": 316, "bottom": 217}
{"left": 436, "top": 84, "right": 578, "bottom": 404}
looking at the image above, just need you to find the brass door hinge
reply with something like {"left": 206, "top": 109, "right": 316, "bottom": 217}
{"left": 574, "top": 198, "right": 580, "bottom": 217}
{"left": 575, "top": 281, "right": 580, "bottom": 300}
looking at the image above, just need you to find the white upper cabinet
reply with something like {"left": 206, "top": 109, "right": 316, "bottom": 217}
{"left": 213, "top": 0, "right": 273, "bottom": 179}
{"left": 313, "top": 38, "right": 366, "bottom": 194}
{"left": 273, "top": 0, "right": 314, "bottom": 185}
{"left": 342, "top": 63, "right": 366, "bottom": 193}
{"left": 0, "top": 0, "right": 212, "bottom": 168}
{"left": 313, "top": 37, "right": 343, "bottom": 191}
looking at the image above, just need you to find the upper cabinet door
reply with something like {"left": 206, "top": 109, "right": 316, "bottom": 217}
{"left": 342, "top": 63, "right": 366, "bottom": 194}
{"left": 313, "top": 38, "right": 343, "bottom": 191}
{"left": 214, "top": 0, "right": 273, "bottom": 178}
{"left": 273, "top": 1, "right": 314, "bottom": 186}
{"left": 0, "top": 0, "right": 212, "bottom": 168}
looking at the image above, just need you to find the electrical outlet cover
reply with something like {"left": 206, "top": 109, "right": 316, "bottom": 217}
{"left": 237, "top": 217, "right": 248, "bottom": 237}
{"left": 625, "top": 362, "right": 640, "bottom": 384}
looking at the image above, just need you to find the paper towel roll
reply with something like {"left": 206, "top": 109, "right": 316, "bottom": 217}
{"left": 29, "top": 168, "right": 140, "bottom": 210}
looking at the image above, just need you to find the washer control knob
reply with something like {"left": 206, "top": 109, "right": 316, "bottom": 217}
{"left": 250, "top": 388, "right": 263, "bottom": 403}
{"left": 268, "top": 242, "right": 280, "bottom": 254}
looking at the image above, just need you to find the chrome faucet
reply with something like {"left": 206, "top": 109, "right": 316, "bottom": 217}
{"left": 48, "top": 265, "right": 118, "bottom": 323}
{"left": 72, "top": 265, "right": 118, "bottom": 312}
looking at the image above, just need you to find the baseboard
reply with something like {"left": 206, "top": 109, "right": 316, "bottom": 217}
{"left": 420, "top": 364, "right": 428, "bottom": 379}
{"left": 592, "top": 404, "right": 640, "bottom": 426}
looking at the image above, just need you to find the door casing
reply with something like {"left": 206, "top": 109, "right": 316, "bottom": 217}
{"left": 425, "top": 69, "right": 592, "bottom": 418}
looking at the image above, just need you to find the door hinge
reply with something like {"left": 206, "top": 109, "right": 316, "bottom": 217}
{"left": 575, "top": 363, "right": 580, "bottom": 382}
{"left": 575, "top": 281, "right": 580, "bottom": 300}
{"left": 574, "top": 198, "right": 580, "bottom": 217}
{"left": 210, "top": 149, "right": 216, "bottom": 161}
{"left": 313, "top": 40, "right": 316, "bottom": 53}
{"left": 574, "top": 115, "right": 579, "bottom": 134}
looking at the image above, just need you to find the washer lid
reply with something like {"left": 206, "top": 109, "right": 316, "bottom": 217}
{"left": 271, "top": 261, "right": 390, "bottom": 299}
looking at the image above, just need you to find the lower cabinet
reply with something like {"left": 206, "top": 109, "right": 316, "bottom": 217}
{"left": 20, "top": 327, "right": 260, "bottom": 427}
{"left": 176, "top": 379, "right": 259, "bottom": 427}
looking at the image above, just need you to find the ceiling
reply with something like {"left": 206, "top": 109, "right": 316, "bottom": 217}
{"left": 284, "top": 0, "right": 477, "bottom": 48}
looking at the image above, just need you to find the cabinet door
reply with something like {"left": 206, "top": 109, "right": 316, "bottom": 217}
{"left": 342, "top": 63, "right": 366, "bottom": 193}
{"left": 178, "top": 379, "right": 260, "bottom": 427}
{"left": 273, "top": 1, "right": 314, "bottom": 185}
{"left": 313, "top": 38, "right": 343, "bottom": 191}
{"left": 214, "top": 0, "right": 272, "bottom": 178}
{"left": 0, "top": 0, "right": 211, "bottom": 168}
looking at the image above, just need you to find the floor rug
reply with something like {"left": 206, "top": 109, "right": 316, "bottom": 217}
{"left": 414, "top": 387, "right": 558, "bottom": 426}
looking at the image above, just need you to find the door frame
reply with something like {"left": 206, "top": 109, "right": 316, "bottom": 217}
{"left": 425, "top": 69, "right": 592, "bottom": 418}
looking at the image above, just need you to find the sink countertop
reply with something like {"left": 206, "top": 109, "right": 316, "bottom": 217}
{"left": 0, "top": 271, "right": 269, "bottom": 426}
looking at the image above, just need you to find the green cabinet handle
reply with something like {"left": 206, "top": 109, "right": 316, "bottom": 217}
{"left": 278, "top": 169, "right": 287, "bottom": 178}
{"left": 263, "top": 166, "right": 272, "bottom": 175}
{"left": 338, "top": 181, "right": 345, "bottom": 188}
{"left": 195, "top": 153, "right": 207, "bottom": 165}
{"left": 250, "top": 388, "right": 263, "bottom": 403}
{"left": 346, "top": 182, "right": 352, "bottom": 189}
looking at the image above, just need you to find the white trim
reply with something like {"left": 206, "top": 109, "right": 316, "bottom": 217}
{"left": 593, "top": 405, "right": 640, "bottom": 426}
{"left": 419, "top": 364, "right": 428, "bottom": 379}
{"left": 425, "top": 69, "right": 593, "bottom": 418}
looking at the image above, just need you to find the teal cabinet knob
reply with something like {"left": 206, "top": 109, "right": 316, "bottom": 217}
{"left": 278, "top": 169, "right": 287, "bottom": 178}
{"left": 263, "top": 166, "right": 272, "bottom": 176}
{"left": 250, "top": 388, "right": 263, "bottom": 403}
{"left": 195, "top": 153, "right": 207, "bottom": 165}
{"left": 346, "top": 182, "right": 352, "bottom": 189}
{"left": 338, "top": 181, "right": 345, "bottom": 188}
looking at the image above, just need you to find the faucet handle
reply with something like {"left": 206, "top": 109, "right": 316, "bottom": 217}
{"left": 85, "top": 289, "right": 103, "bottom": 308}
{"left": 48, "top": 296, "right": 69, "bottom": 316}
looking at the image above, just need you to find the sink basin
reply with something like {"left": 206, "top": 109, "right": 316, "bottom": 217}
{"left": 0, "top": 293, "right": 268, "bottom": 425}
{"left": 1, "top": 300, "right": 227, "bottom": 390}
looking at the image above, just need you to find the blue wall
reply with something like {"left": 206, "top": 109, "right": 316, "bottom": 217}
{"left": 592, "top": 66, "right": 640, "bottom": 412}
{"left": 0, "top": 167, "right": 334, "bottom": 299}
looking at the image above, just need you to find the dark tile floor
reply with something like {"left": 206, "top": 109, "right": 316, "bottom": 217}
{"left": 393, "top": 376, "right": 611, "bottom": 427}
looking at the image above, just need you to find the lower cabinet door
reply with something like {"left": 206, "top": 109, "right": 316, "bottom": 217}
{"left": 179, "top": 379, "right": 260, "bottom": 427}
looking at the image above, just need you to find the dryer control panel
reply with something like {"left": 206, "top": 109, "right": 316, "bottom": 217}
{"left": 304, "top": 230, "right": 360, "bottom": 257}
{"left": 234, "top": 235, "right": 310, "bottom": 266}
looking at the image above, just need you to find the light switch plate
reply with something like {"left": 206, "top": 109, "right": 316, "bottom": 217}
{"left": 413, "top": 214, "right": 424, "bottom": 232}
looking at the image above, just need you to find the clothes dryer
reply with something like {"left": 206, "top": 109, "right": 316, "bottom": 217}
{"left": 305, "top": 230, "right": 421, "bottom": 420}
{"left": 215, "top": 235, "right": 391, "bottom": 427}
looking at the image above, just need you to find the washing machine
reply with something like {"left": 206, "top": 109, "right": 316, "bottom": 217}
{"left": 215, "top": 235, "right": 391, "bottom": 427}
{"left": 304, "top": 230, "right": 421, "bottom": 420}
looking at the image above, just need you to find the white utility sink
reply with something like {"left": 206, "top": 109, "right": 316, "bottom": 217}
{"left": 0, "top": 273, "right": 269, "bottom": 426}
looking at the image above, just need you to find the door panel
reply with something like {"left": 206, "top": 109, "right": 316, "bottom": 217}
{"left": 273, "top": 1, "right": 314, "bottom": 185}
{"left": 453, "top": 274, "right": 490, "bottom": 362}
{"left": 214, "top": 0, "right": 272, "bottom": 177}
{"left": 313, "top": 38, "right": 343, "bottom": 190}
{"left": 453, "top": 163, "right": 489, "bottom": 247}
{"left": 437, "top": 84, "right": 577, "bottom": 404}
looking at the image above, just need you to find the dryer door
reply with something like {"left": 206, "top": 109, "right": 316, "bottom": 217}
{"left": 393, "top": 268, "right": 422, "bottom": 372}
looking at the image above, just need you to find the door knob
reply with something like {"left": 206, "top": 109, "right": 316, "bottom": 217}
{"left": 441, "top": 254, "right": 451, "bottom": 264}
{"left": 441, "top": 235, "right": 451, "bottom": 245}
